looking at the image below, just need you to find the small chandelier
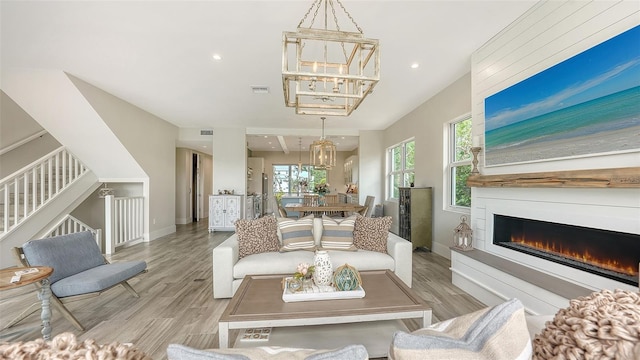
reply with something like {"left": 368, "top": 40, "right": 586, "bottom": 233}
{"left": 282, "top": 0, "right": 380, "bottom": 116}
{"left": 309, "top": 117, "right": 336, "bottom": 170}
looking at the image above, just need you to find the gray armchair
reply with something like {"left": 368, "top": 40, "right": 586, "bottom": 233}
{"left": 8, "top": 231, "right": 147, "bottom": 331}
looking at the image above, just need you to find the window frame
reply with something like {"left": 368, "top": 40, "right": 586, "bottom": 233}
{"left": 386, "top": 138, "right": 415, "bottom": 200}
{"left": 444, "top": 113, "right": 472, "bottom": 214}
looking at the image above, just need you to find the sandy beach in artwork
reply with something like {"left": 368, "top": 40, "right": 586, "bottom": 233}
{"left": 485, "top": 124, "right": 640, "bottom": 166}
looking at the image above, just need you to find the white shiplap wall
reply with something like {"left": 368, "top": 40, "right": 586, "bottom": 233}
{"left": 454, "top": 1, "right": 640, "bottom": 314}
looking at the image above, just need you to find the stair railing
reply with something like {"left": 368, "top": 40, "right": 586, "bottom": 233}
{"left": 104, "top": 195, "right": 144, "bottom": 254}
{"left": 0, "top": 147, "right": 88, "bottom": 236}
{"left": 42, "top": 214, "right": 103, "bottom": 252}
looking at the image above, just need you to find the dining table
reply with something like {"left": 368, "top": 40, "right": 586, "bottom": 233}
{"left": 284, "top": 203, "right": 366, "bottom": 217}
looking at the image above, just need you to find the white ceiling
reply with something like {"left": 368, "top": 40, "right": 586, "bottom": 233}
{"left": 1, "top": 0, "right": 537, "bottom": 154}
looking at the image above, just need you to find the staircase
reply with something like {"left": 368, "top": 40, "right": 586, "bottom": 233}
{"left": 0, "top": 146, "right": 100, "bottom": 268}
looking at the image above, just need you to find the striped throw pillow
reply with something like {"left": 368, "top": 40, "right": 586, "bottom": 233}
{"left": 389, "top": 298, "right": 532, "bottom": 360}
{"left": 278, "top": 215, "right": 316, "bottom": 252}
{"left": 320, "top": 215, "right": 357, "bottom": 251}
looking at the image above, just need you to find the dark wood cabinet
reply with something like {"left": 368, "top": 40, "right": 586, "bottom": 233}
{"left": 398, "top": 187, "right": 433, "bottom": 250}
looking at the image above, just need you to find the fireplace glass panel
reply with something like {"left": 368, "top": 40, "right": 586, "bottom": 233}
{"left": 493, "top": 214, "right": 640, "bottom": 286}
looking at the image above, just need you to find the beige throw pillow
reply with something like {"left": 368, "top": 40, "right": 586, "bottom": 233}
{"left": 320, "top": 215, "right": 357, "bottom": 251}
{"left": 235, "top": 216, "right": 279, "bottom": 259}
{"left": 278, "top": 215, "right": 316, "bottom": 252}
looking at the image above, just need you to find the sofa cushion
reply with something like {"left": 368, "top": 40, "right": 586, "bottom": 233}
{"left": 166, "top": 344, "right": 368, "bottom": 360}
{"left": 320, "top": 215, "right": 357, "bottom": 251}
{"left": 353, "top": 216, "right": 392, "bottom": 254}
{"left": 389, "top": 298, "right": 532, "bottom": 360}
{"left": 327, "top": 250, "right": 394, "bottom": 273}
{"left": 233, "top": 249, "right": 394, "bottom": 280}
{"left": 22, "top": 231, "right": 105, "bottom": 284}
{"left": 234, "top": 251, "right": 315, "bottom": 279}
{"left": 278, "top": 216, "right": 316, "bottom": 252}
{"left": 236, "top": 216, "right": 280, "bottom": 259}
{"left": 51, "top": 260, "right": 147, "bottom": 297}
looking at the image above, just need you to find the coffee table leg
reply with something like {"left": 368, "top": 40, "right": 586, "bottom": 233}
{"left": 38, "top": 279, "right": 52, "bottom": 340}
{"left": 218, "top": 322, "right": 229, "bottom": 348}
{"left": 422, "top": 311, "right": 432, "bottom": 328}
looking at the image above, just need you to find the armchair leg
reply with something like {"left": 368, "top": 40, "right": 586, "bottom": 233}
{"left": 3, "top": 302, "right": 41, "bottom": 329}
{"left": 120, "top": 281, "right": 140, "bottom": 298}
{"left": 52, "top": 296, "right": 85, "bottom": 331}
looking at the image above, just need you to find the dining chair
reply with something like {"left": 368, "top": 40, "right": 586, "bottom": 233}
{"left": 323, "top": 194, "right": 342, "bottom": 217}
{"left": 363, "top": 195, "right": 375, "bottom": 217}
{"left": 303, "top": 195, "right": 318, "bottom": 206}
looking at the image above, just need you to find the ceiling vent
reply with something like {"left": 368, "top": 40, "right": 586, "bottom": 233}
{"left": 251, "top": 86, "right": 270, "bottom": 94}
{"left": 200, "top": 130, "right": 213, "bottom": 136}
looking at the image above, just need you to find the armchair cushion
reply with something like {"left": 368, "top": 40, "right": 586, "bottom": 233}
{"left": 51, "top": 261, "right": 147, "bottom": 297}
{"left": 22, "top": 231, "right": 105, "bottom": 284}
{"left": 389, "top": 298, "right": 531, "bottom": 360}
{"left": 166, "top": 344, "right": 368, "bottom": 360}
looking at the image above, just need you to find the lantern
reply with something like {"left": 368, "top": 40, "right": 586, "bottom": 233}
{"left": 453, "top": 215, "right": 473, "bottom": 251}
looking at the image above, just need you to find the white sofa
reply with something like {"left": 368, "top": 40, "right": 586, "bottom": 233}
{"left": 213, "top": 217, "right": 413, "bottom": 298}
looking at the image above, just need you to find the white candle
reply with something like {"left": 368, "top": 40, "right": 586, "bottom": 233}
{"left": 463, "top": 237, "right": 468, "bottom": 246}
{"left": 472, "top": 136, "right": 480, "bottom": 147}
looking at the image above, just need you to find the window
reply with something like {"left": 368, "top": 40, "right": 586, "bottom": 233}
{"left": 273, "top": 165, "right": 327, "bottom": 195}
{"left": 387, "top": 139, "right": 415, "bottom": 199}
{"left": 446, "top": 115, "right": 472, "bottom": 211}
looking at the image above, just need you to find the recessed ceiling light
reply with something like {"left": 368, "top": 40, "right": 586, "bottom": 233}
{"left": 263, "top": 135, "right": 268, "bottom": 138}
{"left": 212, "top": 54, "right": 222, "bottom": 61}
{"left": 411, "top": 63, "right": 419, "bottom": 69}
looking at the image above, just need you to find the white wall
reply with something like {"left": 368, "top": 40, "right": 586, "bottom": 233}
{"left": 69, "top": 75, "right": 178, "bottom": 240}
{"left": 358, "top": 130, "right": 384, "bottom": 208}
{"left": 213, "top": 128, "right": 246, "bottom": 196}
{"left": 1, "top": 91, "right": 61, "bottom": 178}
{"left": 382, "top": 74, "right": 472, "bottom": 258}
{"left": 2, "top": 70, "right": 147, "bottom": 179}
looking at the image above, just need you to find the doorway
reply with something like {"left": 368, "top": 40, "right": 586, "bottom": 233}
{"left": 191, "top": 153, "right": 202, "bottom": 222}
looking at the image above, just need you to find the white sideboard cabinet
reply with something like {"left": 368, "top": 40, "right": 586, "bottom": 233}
{"left": 209, "top": 195, "right": 243, "bottom": 232}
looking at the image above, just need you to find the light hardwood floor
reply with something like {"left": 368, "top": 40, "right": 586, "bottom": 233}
{"left": 0, "top": 220, "right": 485, "bottom": 359}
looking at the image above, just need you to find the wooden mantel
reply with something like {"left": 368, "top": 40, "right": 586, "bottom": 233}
{"left": 467, "top": 167, "right": 640, "bottom": 188}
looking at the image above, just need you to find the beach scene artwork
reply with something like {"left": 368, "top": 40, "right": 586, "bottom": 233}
{"left": 484, "top": 25, "right": 640, "bottom": 167}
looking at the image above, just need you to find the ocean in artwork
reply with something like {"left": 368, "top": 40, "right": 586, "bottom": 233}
{"left": 485, "top": 86, "right": 640, "bottom": 166}
{"left": 484, "top": 25, "right": 640, "bottom": 166}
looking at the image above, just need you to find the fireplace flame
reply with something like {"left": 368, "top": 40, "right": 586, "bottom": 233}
{"left": 511, "top": 236, "right": 638, "bottom": 277}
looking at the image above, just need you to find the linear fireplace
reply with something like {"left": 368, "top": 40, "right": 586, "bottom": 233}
{"left": 493, "top": 215, "right": 640, "bottom": 286}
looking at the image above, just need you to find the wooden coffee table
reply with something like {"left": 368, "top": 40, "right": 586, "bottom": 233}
{"left": 218, "top": 269, "right": 431, "bottom": 356}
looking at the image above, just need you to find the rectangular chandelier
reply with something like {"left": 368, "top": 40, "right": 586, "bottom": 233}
{"left": 282, "top": 1, "right": 380, "bottom": 117}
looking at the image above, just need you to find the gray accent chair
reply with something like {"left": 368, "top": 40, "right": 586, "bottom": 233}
{"left": 9, "top": 231, "right": 147, "bottom": 331}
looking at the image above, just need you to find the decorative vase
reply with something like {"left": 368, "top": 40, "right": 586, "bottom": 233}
{"left": 313, "top": 250, "right": 333, "bottom": 286}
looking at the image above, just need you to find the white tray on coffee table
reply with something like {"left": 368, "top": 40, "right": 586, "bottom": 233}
{"left": 282, "top": 277, "right": 365, "bottom": 302}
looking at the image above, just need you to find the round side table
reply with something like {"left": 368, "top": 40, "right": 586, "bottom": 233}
{"left": 0, "top": 266, "right": 54, "bottom": 340}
